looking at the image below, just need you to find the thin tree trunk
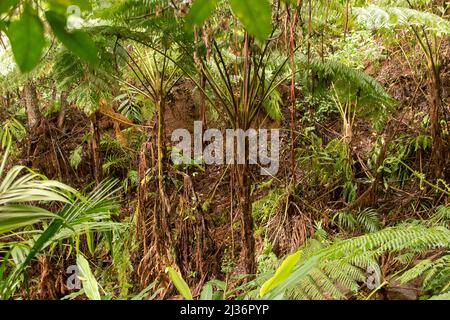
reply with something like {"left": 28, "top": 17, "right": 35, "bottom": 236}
{"left": 344, "top": 0, "right": 349, "bottom": 40}
{"left": 57, "top": 91, "right": 69, "bottom": 129}
{"left": 233, "top": 32, "right": 256, "bottom": 276}
{"left": 429, "top": 67, "right": 444, "bottom": 178}
{"left": 233, "top": 161, "right": 255, "bottom": 276}
{"left": 89, "top": 113, "right": 102, "bottom": 183}
{"left": 154, "top": 96, "right": 171, "bottom": 256}
{"left": 24, "top": 80, "right": 41, "bottom": 130}
{"left": 200, "top": 71, "right": 207, "bottom": 128}
{"left": 287, "top": 1, "right": 302, "bottom": 184}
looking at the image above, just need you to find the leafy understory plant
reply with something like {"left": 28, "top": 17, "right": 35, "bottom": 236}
{"left": 166, "top": 266, "right": 193, "bottom": 300}
{"left": 0, "top": 144, "right": 77, "bottom": 235}
{"left": 0, "top": 177, "right": 121, "bottom": 299}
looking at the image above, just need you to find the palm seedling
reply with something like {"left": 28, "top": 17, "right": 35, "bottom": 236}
{"left": 0, "top": 142, "right": 121, "bottom": 298}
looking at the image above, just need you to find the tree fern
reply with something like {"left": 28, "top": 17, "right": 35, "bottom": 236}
{"left": 97, "top": 0, "right": 194, "bottom": 51}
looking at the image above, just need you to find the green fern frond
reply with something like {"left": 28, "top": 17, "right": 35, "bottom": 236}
{"left": 262, "top": 88, "right": 282, "bottom": 122}
{"left": 354, "top": 5, "right": 450, "bottom": 35}
{"left": 356, "top": 208, "right": 381, "bottom": 233}
{"left": 264, "top": 224, "right": 450, "bottom": 300}
{"left": 399, "top": 254, "right": 450, "bottom": 294}
{"left": 296, "top": 55, "right": 395, "bottom": 129}
{"left": 428, "top": 206, "right": 450, "bottom": 228}
{"left": 53, "top": 41, "right": 117, "bottom": 115}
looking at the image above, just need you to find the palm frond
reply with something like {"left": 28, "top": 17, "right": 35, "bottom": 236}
{"left": 0, "top": 179, "right": 121, "bottom": 299}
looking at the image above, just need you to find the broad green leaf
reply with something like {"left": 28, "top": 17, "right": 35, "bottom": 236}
{"left": 186, "top": 0, "right": 218, "bottom": 27}
{"left": 230, "top": 0, "right": 272, "bottom": 42}
{"left": 260, "top": 250, "right": 302, "bottom": 298}
{"left": 165, "top": 266, "right": 193, "bottom": 300}
{"left": 7, "top": 6, "right": 45, "bottom": 73}
{"left": 200, "top": 282, "right": 213, "bottom": 300}
{"left": 45, "top": 11, "right": 98, "bottom": 65}
{"left": 77, "top": 254, "right": 101, "bottom": 300}
{"left": 0, "top": 0, "right": 18, "bottom": 14}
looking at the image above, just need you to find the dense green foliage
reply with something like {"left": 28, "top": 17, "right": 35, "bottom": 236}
{"left": 0, "top": 0, "right": 448, "bottom": 300}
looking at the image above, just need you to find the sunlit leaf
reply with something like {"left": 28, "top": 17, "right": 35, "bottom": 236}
{"left": 77, "top": 254, "right": 101, "bottom": 300}
{"left": 0, "top": 205, "right": 60, "bottom": 234}
{"left": 186, "top": 0, "right": 218, "bottom": 27}
{"left": 0, "top": 0, "right": 18, "bottom": 14}
{"left": 200, "top": 282, "right": 213, "bottom": 300}
{"left": 230, "top": 0, "right": 272, "bottom": 42}
{"left": 7, "top": 5, "right": 45, "bottom": 73}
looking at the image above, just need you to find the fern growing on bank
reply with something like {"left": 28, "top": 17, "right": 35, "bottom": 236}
{"left": 258, "top": 223, "right": 450, "bottom": 300}
{"left": 296, "top": 55, "right": 395, "bottom": 130}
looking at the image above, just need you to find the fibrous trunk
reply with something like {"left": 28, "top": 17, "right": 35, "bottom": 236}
{"left": 24, "top": 80, "right": 41, "bottom": 130}
{"left": 154, "top": 97, "right": 171, "bottom": 256}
